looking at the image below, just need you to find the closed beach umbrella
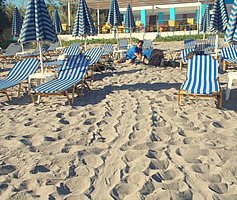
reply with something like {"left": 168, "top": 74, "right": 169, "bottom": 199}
{"left": 54, "top": 9, "right": 63, "bottom": 46}
{"left": 19, "top": 0, "right": 58, "bottom": 73}
{"left": 12, "top": 7, "right": 22, "bottom": 37}
{"left": 125, "top": 4, "right": 135, "bottom": 44}
{"left": 107, "top": 0, "right": 122, "bottom": 39}
{"left": 210, "top": 0, "right": 228, "bottom": 54}
{"left": 224, "top": 0, "right": 237, "bottom": 44}
{"left": 200, "top": 5, "right": 210, "bottom": 39}
{"left": 73, "top": 0, "right": 97, "bottom": 50}
{"left": 210, "top": 0, "right": 228, "bottom": 33}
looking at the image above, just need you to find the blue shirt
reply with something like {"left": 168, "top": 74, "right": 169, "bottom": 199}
{"left": 126, "top": 45, "right": 142, "bottom": 60}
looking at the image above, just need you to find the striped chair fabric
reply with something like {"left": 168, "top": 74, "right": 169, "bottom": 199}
{"left": 18, "top": 44, "right": 49, "bottom": 58}
{"left": 32, "top": 54, "right": 90, "bottom": 94}
{"left": 84, "top": 47, "right": 103, "bottom": 66}
{"left": 181, "top": 48, "right": 195, "bottom": 63}
{"left": 63, "top": 46, "right": 81, "bottom": 56}
{"left": 221, "top": 47, "right": 237, "bottom": 63}
{"left": 143, "top": 39, "right": 152, "bottom": 51}
{"left": 118, "top": 39, "right": 128, "bottom": 50}
{"left": 195, "top": 39, "right": 210, "bottom": 51}
{"left": 208, "top": 36, "right": 216, "bottom": 48}
{"left": 181, "top": 55, "right": 220, "bottom": 95}
{"left": 0, "top": 43, "right": 22, "bottom": 57}
{"left": 0, "top": 58, "right": 40, "bottom": 91}
{"left": 100, "top": 44, "right": 113, "bottom": 56}
{"left": 184, "top": 39, "right": 195, "bottom": 49}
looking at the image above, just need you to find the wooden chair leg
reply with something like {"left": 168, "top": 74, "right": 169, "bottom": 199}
{"left": 72, "top": 85, "right": 75, "bottom": 103}
{"left": 31, "top": 94, "right": 35, "bottom": 104}
{"left": 65, "top": 90, "right": 70, "bottom": 105}
{"left": 178, "top": 89, "right": 182, "bottom": 105}
{"left": 219, "top": 91, "right": 223, "bottom": 109}
{"left": 180, "top": 60, "right": 183, "bottom": 71}
{"left": 2, "top": 91, "right": 10, "bottom": 101}
{"left": 223, "top": 61, "right": 227, "bottom": 71}
{"left": 17, "top": 83, "right": 21, "bottom": 98}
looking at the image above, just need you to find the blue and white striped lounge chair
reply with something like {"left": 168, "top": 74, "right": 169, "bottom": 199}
{"left": 221, "top": 47, "right": 237, "bottom": 71}
{"left": 143, "top": 39, "right": 152, "bottom": 51}
{"left": 17, "top": 44, "right": 49, "bottom": 60}
{"left": 113, "top": 39, "right": 129, "bottom": 59}
{"left": 100, "top": 44, "right": 113, "bottom": 57}
{"left": 0, "top": 43, "right": 22, "bottom": 64}
{"left": 31, "top": 54, "right": 90, "bottom": 104}
{"left": 63, "top": 46, "right": 81, "bottom": 56}
{"left": 0, "top": 58, "right": 40, "bottom": 101}
{"left": 178, "top": 55, "right": 222, "bottom": 108}
{"left": 184, "top": 39, "right": 195, "bottom": 49}
{"left": 84, "top": 47, "right": 103, "bottom": 86}
{"left": 180, "top": 48, "right": 195, "bottom": 70}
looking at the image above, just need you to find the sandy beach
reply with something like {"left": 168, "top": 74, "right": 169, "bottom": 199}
{"left": 0, "top": 41, "right": 237, "bottom": 200}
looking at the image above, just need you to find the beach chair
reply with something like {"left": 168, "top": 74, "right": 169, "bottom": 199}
{"left": 178, "top": 55, "right": 222, "bottom": 108}
{"left": 45, "top": 42, "right": 61, "bottom": 56}
{"left": 30, "top": 54, "right": 90, "bottom": 104}
{"left": 220, "top": 47, "right": 237, "bottom": 71}
{"left": 0, "top": 43, "right": 22, "bottom": 64}
{"left": 143, "top": 39, "right": 152, "bottom": 51}
{"left": 16, "top": 44, "right": 49, "bottom": 60}
{"left": 113, "top": 39, "right": 128, "bottom": 59}
{"left": 184, "top": 39, "right": 195, "bottom": 49}
{"left": 100, "top": 44, "right": 114, "bottom": 67}
{"left": 84, "top": 47, "right": 103, "bottom": 86}
{"left": 100, "top": 44, "right": 114, "bottom": 58}
{"left": 180, "top": 48, "right": 195, "bottom": 70}
{"left": 0, "top": 58, "right": 40, "bottom": 100}
{"left": 63, "top": 46, "right": 81, "bottom": 56}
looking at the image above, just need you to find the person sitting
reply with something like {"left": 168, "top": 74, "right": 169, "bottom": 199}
{"left": 125, "top": 40, "right": 144, "bottom": 64}
{"left": 114, "top": 40, "right": 144, "bottom": 64}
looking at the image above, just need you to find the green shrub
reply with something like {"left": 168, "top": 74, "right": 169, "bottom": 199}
{"left": 61, "top": 37, "right": 139, "bottom": 47}
{"left": 154, "top": 33, "right": 224, "bottom": 42}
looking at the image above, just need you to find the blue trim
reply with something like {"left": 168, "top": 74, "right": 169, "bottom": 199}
{"left": 170, "top": 8, "right": 176, "bottom": 20}
{"left": 225, "top": 0, "right": 234, "bottom": 4}
{"left": 141, "top": 10, "right": 146, "bottom": 28}
{"left": 158, "top": 12, "right": 164, "bottom": 24}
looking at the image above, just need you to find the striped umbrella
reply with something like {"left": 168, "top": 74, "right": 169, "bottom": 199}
{"left": 12, "top": 7, "right": 22, "bottom": 38}
{"left": 54, "top": 9, "right": 63, "bottom": 47}
{"left": 19, "top": 0, "right": 58, "bottom": 73}
{"left": 210, "top": 0, "right": 228, "bottom": 54}
{"left": 107, "top": 0, "right": 122, "bottom": 39}
{"left": 210, "top": 0, "right": 228, "bottom": 33}
{"left": 200, "top": 5, "right": 210, "bottom": 39}
{"left": 125, "top": 4, "right": 135, "bottom": 44}
{"left": 73, "top": 0, "right": 97, "bottom": 50}
{"left": 224, "top": 0, "right": 237, "bottom": 44}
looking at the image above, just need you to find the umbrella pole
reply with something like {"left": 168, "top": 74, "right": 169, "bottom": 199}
{"left": 38, "top": 41, "right": 44, "bottom": 74}
{"left": 130, "top": 27, "right": 132, "bottom": 45}
{"left": 85, "top": 36, "right": 87, "bottom": 51}
{"left": 58, "top": 35, "right": 62, "bottom": 47}
{"left": 215, "top": 34, "right": 219, "bottom": 57}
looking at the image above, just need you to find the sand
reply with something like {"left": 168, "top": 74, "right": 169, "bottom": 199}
{"left": 0, "top": 41, "right": 237, "bottom": 200}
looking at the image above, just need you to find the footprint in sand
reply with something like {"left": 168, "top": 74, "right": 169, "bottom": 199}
{"left": 191, "top": 163, "right": 210, "bottom": 174}
{"left": 170, "top": 190, "right": 193, "bottom": 200}
{"left": 139, "top": 179, "right": 155, "bottom": 196}
{"left": 196, "top": 174, "right": 222, "bottom": 183}
{"left": 111, "top": 183, "right": 137, "bottom": 199}
{"left": 208, "top": 183, "right": 228, "bottom": 194}
{"left": 149, "top": 159, "right": 169, "bottom": 170}
{"left": 212, "top": 194, "right": 237, "bottom": 200}
{"left": 0, "top": 164, "right": 16, "bottom": 175}
{"left": 30, "top": 165, "right": 50, "bottom": 174}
